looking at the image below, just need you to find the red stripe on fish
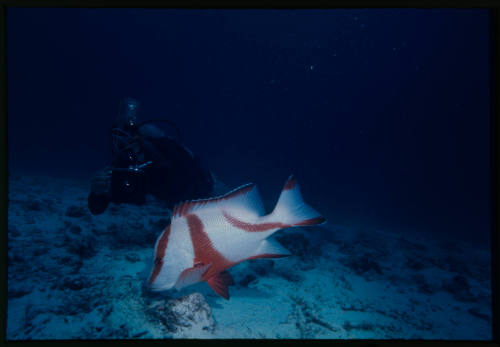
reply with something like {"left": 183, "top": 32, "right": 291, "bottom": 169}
{"left": 148, "top": 225, "right": 171, "bottom": 285}
{"left": 283, "top": 175, "right": 297, "bottom": 190}
{"left": 180, "top": 203, "right": 187, "bottom": 216}
{"left": 223, "top": 210, "right": 289, "bottom": 232}
{"left": 186, "top": 213, "right": 236, "bottom": 280}
{"left": 293, "top": 216, "right": 326, "bottom": 226}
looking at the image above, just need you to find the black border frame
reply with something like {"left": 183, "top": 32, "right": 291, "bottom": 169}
{"left": 0, "top": 2, "right": 498, "bottom": 347}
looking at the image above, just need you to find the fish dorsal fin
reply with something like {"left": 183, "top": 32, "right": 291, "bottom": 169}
{"left": 172, "top": 183, "right": 265, "bottom": 220}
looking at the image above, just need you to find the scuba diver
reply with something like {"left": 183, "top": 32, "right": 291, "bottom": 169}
{"left": 87, "top": 97, "right": 214, "bottom": 215}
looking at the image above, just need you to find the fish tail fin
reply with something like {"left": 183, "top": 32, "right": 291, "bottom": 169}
{"left": 271, "top": 175, "right": 326, "bottom": 227}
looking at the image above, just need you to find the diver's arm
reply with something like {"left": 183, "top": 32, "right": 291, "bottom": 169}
{"left": 138, "top": 123, "right": 165, "bottom": 139}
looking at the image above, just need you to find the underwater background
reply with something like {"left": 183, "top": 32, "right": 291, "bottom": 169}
{"left": 7, "top": 8, "right": 492, "bottom": 339}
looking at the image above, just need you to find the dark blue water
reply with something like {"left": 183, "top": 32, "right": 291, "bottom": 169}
{"left": 8, "top": 8, "right": 491, "bottom": 246}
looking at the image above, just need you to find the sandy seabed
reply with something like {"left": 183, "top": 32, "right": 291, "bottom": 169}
{"left": 6, "top": 173, "right": 492, "bottom": 340}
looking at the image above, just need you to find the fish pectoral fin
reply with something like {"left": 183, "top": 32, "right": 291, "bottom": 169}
{"left": 206, "top": 271, "right": 234, "bottom": 300}
{"left": 174, "top": 263, "right": 211, "bottom": 290}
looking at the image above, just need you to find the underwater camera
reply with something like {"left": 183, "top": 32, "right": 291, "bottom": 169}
{"left": 111, "top": 162, "right": 152, "bottom": 205}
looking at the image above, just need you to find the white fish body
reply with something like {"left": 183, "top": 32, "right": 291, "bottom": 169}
{"left": 148, "top": 175, "right": 326, "bottom": 299}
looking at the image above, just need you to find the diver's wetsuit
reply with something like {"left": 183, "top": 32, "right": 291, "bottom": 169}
{"left": 88, "top": 124, "right": 214, "bottom": 215}
{"left": 132, "top": 135, "right": 213, "bottom": 206}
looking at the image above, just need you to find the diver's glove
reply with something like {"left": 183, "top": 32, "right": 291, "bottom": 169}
{"left": 90, "top": 168, "right": 112, "bottom": 196}
{"left": 88, "top": 168, "right": 113, "bottom": 215}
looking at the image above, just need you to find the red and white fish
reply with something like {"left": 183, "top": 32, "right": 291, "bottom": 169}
{"left": 148, "top": 175, "right": 325, "bottom": 299}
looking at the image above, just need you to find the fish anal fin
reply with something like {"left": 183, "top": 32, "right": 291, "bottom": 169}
{"left": 249, "top": 239, "right": 292, "bottom": 260}
{"left": 206, "top": 271, "right": 234, "bottom": 300}
{"left": 247, "top": 253, "right": 290, "bottom": 260}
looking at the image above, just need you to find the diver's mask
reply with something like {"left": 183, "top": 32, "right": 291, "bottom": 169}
{"left": 112, "top": 97, "right": 142, "bottom": 159}
{"left": 117, "top": 97, "right": 141, "bottom": 130}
